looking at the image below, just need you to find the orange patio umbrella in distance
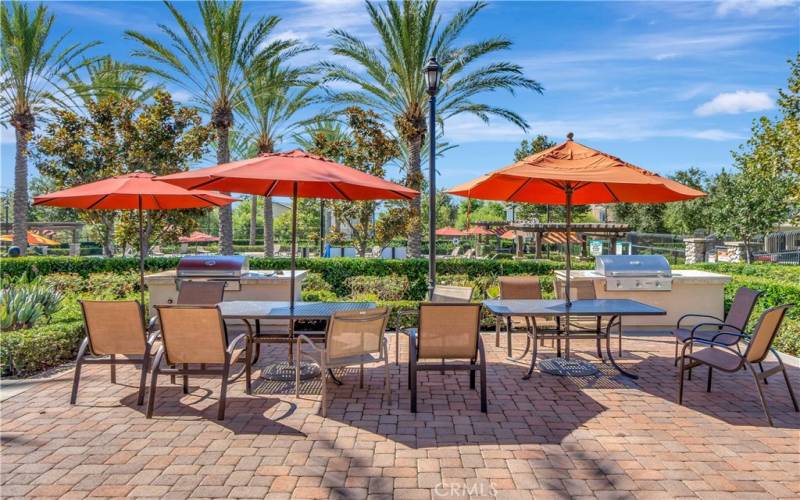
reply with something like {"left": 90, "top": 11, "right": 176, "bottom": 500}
{"left": 157, "top": 149, "right": 419, "bottom": 312}
{"left": 446, "top": 134, "right": 705, "bottom": 365}
{"left": 34, "top": 172, "right": 237, "bottom": 306}
{"left": 0, "top": 231, "right": 60, "bottom": 246}
{"left": 435, "top": 227, "right": 468, "bottom": 237}
{"left": 178, "top": 231, "right": 220, "bottom": 244}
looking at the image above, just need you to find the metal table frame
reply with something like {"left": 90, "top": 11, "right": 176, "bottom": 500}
{"left": 483, "top": 299, "right": 666, "bottom": 379}
{"left": 218, "top": 301, "right": 375, "bottom": 393}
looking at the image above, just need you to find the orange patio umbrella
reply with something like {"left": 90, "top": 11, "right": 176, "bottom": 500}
{"left": 178, "top": 231, "right": 219, "bottom": 244}
{"left": 0, "top": 231, "right": 60, "bottom": 246}
{"left": 158, "top": 149, "right": 419, "bottom": 312}
{"left": 435, "top": 227, "right": 468, "bottom": 237}
{"left": 34, "top": 172, "right": 237, "bottom": 306}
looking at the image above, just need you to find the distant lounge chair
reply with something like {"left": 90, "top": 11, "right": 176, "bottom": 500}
{"left": 678, "top": 304, "right": 798, "bottom": 426}
{"left": 71, "top": 300, "right": 158, "bottom": 406}
{"left": 148, "top": 305, "right": 246, "bottom": 420}
{"left": 672, "top": 286, "right": 762, "bottom": 368}
{"left": 295, "top": 307, "right": 391, "bottom": 417}
{"left": 408, "top": 303, "right": 486, "bottom": 413}
{"left": 395, "top": 285, "right": 474, "bottom": 365}
{"left": 462, "top": 248, "right": 476, "bottom": 259}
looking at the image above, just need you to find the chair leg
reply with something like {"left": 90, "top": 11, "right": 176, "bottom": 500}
{"left": 759, "top": 362, "right": 769, "bottom": 384}
{"left": 706, "top": 366, "right": 712, "bottom": 393}
{"left": 110, "top": 355, "right": 116, "bottom": 384}
{"left": 245, "top": 337, "right": 252, "bottom": 395}
{"left": 775, "top": 352, "right": 799, "bottom": 412}
{"left": 320, "top": 359, "right": 328, "bottom": 418}
{"left": 410, "top": 357, "right": 417, "bottom": 413}
{"left": 218, "top": 360, "right": 230, "bottom": 421}
{"left": 687, "top": 342, "right": 694, "bottom": 381}
{"left": 137, "top": 347, "right": 151, "bottom": 406}
{"left": 747, "top": 363, "right": 774, "bottom": 427}
{"left": 677, "top": 355, "right": 687, "bottom": 405}
{"left": 395, "top": 329, "right": 400, "bottom": 366}
{"left": 360, "top": 363, "right": 365, "bottom": 389}
{"left": 146, "top": 349, "right": 164, "bottom": 419}
{"left": 674, "top": 340, "right": 679, "bottom": 367}
{"left": 478, "top": 338, "right": 487, "bottom": 414}
{"left": 182, "top": 364, "right": 189, "bottom": 394}
{"left": 70, "top": 338, "right": 90, "bottom": 405}
{"left": 469, "top": 359, "right": 476, "bottom": 389}
{"left": 384, "top": 358, "right": 391, "bottom": 404}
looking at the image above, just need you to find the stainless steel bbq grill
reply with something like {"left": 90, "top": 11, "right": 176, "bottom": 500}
{"left": 175, "top": 255, "right": 249, "bottom": 291}
{"left": 595, "top": 255, "right": 672, "bottom": 291}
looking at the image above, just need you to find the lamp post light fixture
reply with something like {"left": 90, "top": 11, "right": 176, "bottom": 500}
{"left": 425, "top": 56, "right": 442, "bottom": 298}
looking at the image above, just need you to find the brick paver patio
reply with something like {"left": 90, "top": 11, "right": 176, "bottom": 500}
{"left": 2, "top": 331, "right": 799, "bottom": 499}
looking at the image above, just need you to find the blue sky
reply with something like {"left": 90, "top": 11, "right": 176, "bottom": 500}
{"left": 1, "top": 0, "right": 798, "bottom": 194}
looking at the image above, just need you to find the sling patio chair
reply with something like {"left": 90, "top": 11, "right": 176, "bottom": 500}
{"left": 71, "top": 300, "right": 158, "bottom": 405}
{"left": 554, "top": 279, "right": 608, "bottom": 359}
{"left": 498, "top": 276, "right": 560, "bottom": 356}
{"left": 678, "top": 304, "right": 798, "bottom": 426}
{"left": 408, "top": 303, "right": 487, "bottom": 413}
{"left": 394, "top": 285, "right": 474, "bottom": 364}
{"left": 294, "top": 307, "right": 391, "bottom": 417}
{"left": 147, "top": 305, "right": 246, "bottom": 420}
{"left": 672, "top": 286, "right": 762, "bottom": 371}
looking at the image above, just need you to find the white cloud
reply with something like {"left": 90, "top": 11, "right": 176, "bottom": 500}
{"left": 694, "top": 90, "right": 774, "bottom": 116}
{"left": 170, "top": 90, "right": 193, "bottom": 103}
{"left": 716, "top": 0, "right": 797, "bottom": 16}
{"left": 0, "top": 126, "right": 15, "bottom": 145}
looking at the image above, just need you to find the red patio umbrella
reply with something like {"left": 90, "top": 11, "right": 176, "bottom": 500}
{"left": 34, "top": 172, "right": 237, "bottom": 306}
{"left": 178, "top": 231, "right": 219, "bottom": 244}
{"left": 465, "top": 226, "right": 494, "bottom": 236}
{"left": 158, "top": 149, "right": 419, "bottom": 312}
{"left": 435, "top": 227, "right": 467, "bottom": 237}
{"left": 446, "top": 134, "right": 704, "bottom": 367}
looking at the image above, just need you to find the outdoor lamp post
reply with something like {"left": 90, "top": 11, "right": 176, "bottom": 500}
{"left": 425, "top": 56, "right": 442, "bottom": 298}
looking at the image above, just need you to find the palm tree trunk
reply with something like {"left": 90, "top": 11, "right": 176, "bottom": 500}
{"left": 216, "top": 125, "right": 234, "bottom": 255}
{"left": 406, "top": 135, "right": 423, "bottom": 258}
{"left": 249, "top": 196, "right": 257, "bottom": 246}
{"left": 263, "top": 199, "right": 274, "bottom": 257}
{"left": 13, "top": 126, "right": 29, "bottom": 255}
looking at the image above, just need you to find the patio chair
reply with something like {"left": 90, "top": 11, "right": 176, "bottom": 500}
{"left": 672, "top": 286, "right": 762, "bottom": 368}
{"left": 498, "top": 276, "right": 559, "bottom": 353}
{"left": 71, "top": 300, "right": 157, "bottom": 406}
{"left": 462, "top": 248, "right": 476, "bottom": 259}
{"left": 678, "top": 304, "right": 798, "bottom": 426}
{"left": 147, "top": 305, "right": 246, "bottom": 420}
{"left": 408, "top": 303, "right": 486, "bottom": 413}
{"left": 394, "top": 285, "right": 474, "bottom": 364}
{"left": 295, "top": 307, "right": 390, "bottom": 417}
{"left": 555, "top": 279, "right": 607, "bottom": 359}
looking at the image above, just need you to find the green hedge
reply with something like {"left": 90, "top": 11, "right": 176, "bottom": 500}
{"left": 0, "top": 256, "right": 591, "bottom": 300}
{"left": 0, "top": 320, "right": 85, "bottom": 376}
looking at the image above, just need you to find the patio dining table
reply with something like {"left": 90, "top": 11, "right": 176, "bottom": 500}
{"left": 218, "top": 300, "right": 375, "bottom": 393}
{"left": 482, "top": 299, "right": 666, "bottom": 379}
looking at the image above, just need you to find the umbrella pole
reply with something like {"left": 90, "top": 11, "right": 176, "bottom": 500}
{"left": 564, "top": 186, "right": 572, "bottom": 360}
{"left": 138, "top": 198, "right": 145, "bottom": 310}
{"left": 290, "top": 182, "right": 298, "bottom": 312}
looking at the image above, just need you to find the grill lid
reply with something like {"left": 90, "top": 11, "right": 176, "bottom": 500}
{"left": 177, "top": 255, "right": 249, "bottom": 277}
{"left": 595, "top": 255, "right": 671, "bottom": 277}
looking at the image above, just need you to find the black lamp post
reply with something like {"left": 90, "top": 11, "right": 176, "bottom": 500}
{"left": 425, "top": 57, "right": 442, "bottom": 298}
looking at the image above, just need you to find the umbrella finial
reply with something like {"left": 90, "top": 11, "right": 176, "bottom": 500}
{"left": 566, "top": 132, "right": 574, "bottom": 141}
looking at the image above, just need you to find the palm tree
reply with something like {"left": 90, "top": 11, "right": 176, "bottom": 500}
{"left": 125, "top": 0, "right": 295, "bottom": 254}
{"left": 239, "top": 58, "right": 318, "bottom": 256}
{"left": 324, "top": 0, "right": 542, "bottom": 257}
{"left": 0, "top": 1, "right": 97, "bottom": 254}
{"left": 67, "top": 56, "right": 158, "bottom": 107}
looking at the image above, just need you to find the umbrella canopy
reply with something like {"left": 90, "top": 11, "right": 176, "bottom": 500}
{"left": 178, "top": 231, "right": 219, "bottom": 244}
{"left": 435, "top": 227, "right": 468, "bottom": 237}
{"left": 34, "top": 172, "right": 237, "bottom": 306}
{"left": 446, "top": 138, "right": 705, "bottom": 204}
{"left": 542, "top": 232, "right": 582, "bottom": 245}
{"left": 157, "top": 149, "right": 417, "bottom": 201}
{"left": 157, "top": 149, "right": 419, "bottom": 314}
{"left": 499, "top": 230, "right": 520, "bottom": 240}
{"left": 445, "top": 135, "right": 704, "bottom": 367}
{"left": 0, "top": 231, "right": 60, "bottom": 246}
{"left": 33, "top": 172, "right": 236, "bottom": 210}
{"left": 465, "top": 226, "right": 495, "bottom": 236}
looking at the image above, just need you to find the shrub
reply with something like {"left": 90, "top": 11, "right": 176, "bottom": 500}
{"left": 0, "top": 320, "right": 85, "bottom": 376}
{"left": 302, "top": 272, "right": 332, "bottom": 292}
{"left": 301, "top": 289, "right": 338, "bottom": 302}
{"left": 39, "top": 272, "right": 139, "bottom": 299}
{"left": 346, "top": 275, "right": 409, "bottom": 301}
{"left": 0, "top": 283, "right": 64, "bottom": 330}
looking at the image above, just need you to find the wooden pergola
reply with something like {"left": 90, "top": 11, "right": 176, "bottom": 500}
{"left": 476, "top": 221, "right": 630, "bottom": 258}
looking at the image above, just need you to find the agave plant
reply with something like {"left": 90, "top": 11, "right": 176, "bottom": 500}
{"left": 0, "top": 283, "right": 63, "bottom": 330}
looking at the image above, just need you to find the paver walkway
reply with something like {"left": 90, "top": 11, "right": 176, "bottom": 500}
{"left": 2, "top": 331, "right": 799, "bottom": 499}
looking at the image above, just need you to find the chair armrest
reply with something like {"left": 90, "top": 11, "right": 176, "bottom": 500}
{"left": 148, "top": 315, "right": 158, "bottom": 332}
{"left": 226, "top": 334, "right": 246, "bottom": 355}
{"left": 146, "top": 330, "right": 161, "bottom": 345}
{"left": 681, "top": 337, "right": 742, "bottom": 358}
{"left": 677, "top": 313, "right": 723, "bottom": 329}
{"left": 709, "top": 330, "right": 748, "bottom": 343}
{"left": 296, "top": 334, "right": 324, "bottom": 352}
{"left": 394, "top": 308, "right": 417, "bottom": 331}
{"left": 690, "top": 322, "right": 744, "bottom": 336}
